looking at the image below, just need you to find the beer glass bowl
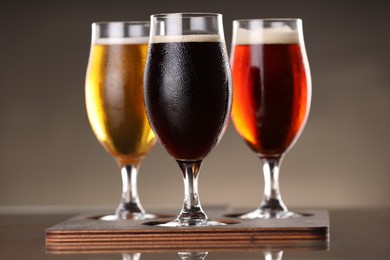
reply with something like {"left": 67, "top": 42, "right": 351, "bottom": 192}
{"left": 144, "top": 13, "right": 233, "bottom": 226}
{"left": 230, "top": 19, "right": 311, "bottom": 219}
{"left": 85, "top": 21, "right": 157, "bottom": 220}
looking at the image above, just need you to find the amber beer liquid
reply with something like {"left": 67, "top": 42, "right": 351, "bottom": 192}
{"left": 231, "top": 28, "right": 311, "bottom": 156}
{"left": 85, "top": 38, "right": 156, "bottom": 165}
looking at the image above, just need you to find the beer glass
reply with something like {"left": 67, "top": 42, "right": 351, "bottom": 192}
{"left": 231, "top": 19, "right": 311, "bottom": 218}
{"left": 144, "top": 13, "right": 232, "bottom": 226}
{"left": 85, "top": 22, "right": 156, "bottom": 220}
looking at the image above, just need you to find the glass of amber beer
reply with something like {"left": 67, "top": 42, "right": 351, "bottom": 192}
{"left": 85, "top": 22, "right": 156, "bottom": 220}
{"left": 144, "top": 13, "right": 232, "bottom": 226}
{"left": 231, "top": 19, "right": 311, "bottom": 218}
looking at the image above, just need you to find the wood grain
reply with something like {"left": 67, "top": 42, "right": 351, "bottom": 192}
{"left": 45, "top": 209, "right": 329, "bottom": 253}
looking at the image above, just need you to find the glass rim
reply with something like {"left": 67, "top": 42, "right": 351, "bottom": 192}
{"left": 233, "top": 18, "right": 302, "bottom": 23}
{"left": 92, "top": 21, "right": 150, "bottom": 26}
{"left": 151, "top": 12, "right": 222, "bottom": 19}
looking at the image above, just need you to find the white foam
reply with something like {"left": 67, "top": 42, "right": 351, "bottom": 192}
{"left": 150, "top": 34, "right": 221, "bottom": 43}
{"left": 233, "top": 26, "right": 299, "bottom": 45}
{"left": 94, "top": 37, "right": 149, "bottom": 45}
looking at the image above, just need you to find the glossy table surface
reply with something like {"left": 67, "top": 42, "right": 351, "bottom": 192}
{"left": 0, "top": 209, "right": 389, "bottom": 259}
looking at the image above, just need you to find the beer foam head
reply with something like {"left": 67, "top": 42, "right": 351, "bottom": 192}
{"left": 151, "top": 34, "right": 221, "bottom": 43}
{"left": 94, "top": 36, "right": 149, "bottom": 45}
{"left": 233, "top": 26, "right": 299, "bottom": 45}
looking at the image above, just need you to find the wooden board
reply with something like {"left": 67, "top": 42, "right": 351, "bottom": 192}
{"left": 46, "top": 210, "right": 329, "bottom": 254}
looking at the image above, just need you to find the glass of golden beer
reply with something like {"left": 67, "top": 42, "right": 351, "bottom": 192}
{"left": 85, "top": 21, "right": 156, "bottom": 220}
{"left": 230, "top": 19, "right": 311, "bottom": 218}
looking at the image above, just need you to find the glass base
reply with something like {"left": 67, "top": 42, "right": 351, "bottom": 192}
{"left": 178, "top": 252, "right": 208, "bottom": 260}
{"left": 158, "top": 218, "right": 227, "bottom": 227}
{"left": 237, "top": 209, "right": 303, "bottom": 219}
{"left": 122, "top": 253, "right": 141, "bottom": 260}
{"left": 99, "top": 212, "right": 158, "bottom": 221}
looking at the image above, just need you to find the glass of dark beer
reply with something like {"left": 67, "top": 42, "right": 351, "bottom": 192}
{"left": 230, "top": 19, "right": 311, "bottom": 218}
{"left": 85, "top": 22, "right": 157, "bottom": 220}
{"left": 144, "top": 13, "right": 232, "bottom": 226}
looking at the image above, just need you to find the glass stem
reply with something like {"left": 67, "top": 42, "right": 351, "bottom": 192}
{"left": 259, "top": 156, "right": 288, "bottom": 214}
{"left": 176, "top": 160, "right": 207, "bottom": 224}
{"left": 115, "top": 163, "right": 145, "bottom": 218}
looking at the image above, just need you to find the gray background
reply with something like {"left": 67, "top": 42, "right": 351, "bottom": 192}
{"left": 0, "top": 0, "right": 389, "bottom": 211}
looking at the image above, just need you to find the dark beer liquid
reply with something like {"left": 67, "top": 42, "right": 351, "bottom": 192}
{"left": 231, "top": 44, "right": 310, "bottom": 156}
{"left": 144, "top": 41, "right": 232, "bottom": 160}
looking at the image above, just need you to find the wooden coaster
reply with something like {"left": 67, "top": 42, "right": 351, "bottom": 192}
{"left": 46, "top": 210, "right": 329, "bottom": 254}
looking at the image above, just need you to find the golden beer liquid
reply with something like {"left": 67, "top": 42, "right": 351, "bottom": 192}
{"left": 85, "top": 42, "right": 156, "bottom": 165}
